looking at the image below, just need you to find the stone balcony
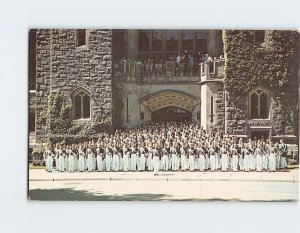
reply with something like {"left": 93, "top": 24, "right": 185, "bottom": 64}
{"left": 113, "top": 60, "right": 201, "bottom": 83}
{"left": 113, "top": 59, "right": 225, "bottom": 83}
{"left": 200, "top": 59, "right": 225, "bottom": 83}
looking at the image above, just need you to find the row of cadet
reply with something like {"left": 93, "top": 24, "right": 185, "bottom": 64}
{"left": 43, "top": 140, "right": 288, "bottom": 174}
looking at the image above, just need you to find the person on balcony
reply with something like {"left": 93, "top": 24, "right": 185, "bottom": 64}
{"left": 205, "top": 54, "right": 213, "bottom": 73}
{"left": 188, "top": 54, "right": 194, "bottom": 77}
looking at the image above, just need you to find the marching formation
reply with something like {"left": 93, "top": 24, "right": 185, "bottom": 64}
{"left": 43, "top": 122, "right": 289, "bottom": 175}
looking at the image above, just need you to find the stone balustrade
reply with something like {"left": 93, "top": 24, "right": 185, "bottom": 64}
{"left": 113, "top": 60, "right": 201, "bottom": 82}
{"left": 113, "top": 59, "right": 225, "bottom": 83}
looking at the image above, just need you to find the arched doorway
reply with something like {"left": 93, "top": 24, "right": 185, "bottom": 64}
{"left": 152, "top": 106, "right": 192, "bottom": 122}
{"left": 140, "top": 89, "right": 199, "bottom": 123}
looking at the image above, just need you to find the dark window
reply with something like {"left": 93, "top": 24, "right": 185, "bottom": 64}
{"left": 166, "top": 30, "right": 179, "bottom": 52}
{"left": 74, "top": 95, "right": 82, "bottom": 119}
{"left": 251, "top": 93, "right": 259, "bottom": 118}
{"left": 182, "top": 30, "right": 194, "bottom": 51}
{"left": 83, "top": 95, "right": 90, "bottom": 118}
{"left": 76, "top": 29, "right": 87, "bottom": 47}
{"left": 29, "top": 110, "right": 35, "bottom": 132}
{"left": 254, "top": 30, "right": 265, "bottom": 44}
{"left": 73, "top": 89, "right": 90, "bottom": 120}
{"left": 112, "top": 30, "right": 127, "bottom": 60}
{"left": 250, "top": 89, "right": 269, "bottom": 119}
{"left": 195, "top": 31, "right": 208, "bottom": 53}
{"left": 260, "top": 92, "right": 268, "bottom": 118}
{"left": 139, "top": 30, "right": 150, "bottom": 51}
{"left": 152, "top": 30, "right": 163, "bottom": 51}
{"left": 29, "top": 29, "right": 37, "bottom": 90}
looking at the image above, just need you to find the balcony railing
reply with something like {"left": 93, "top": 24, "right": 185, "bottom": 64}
{"left": 113, "top": 59, "right": 225, "bottom": 82}
{"left": 200, "top": 59, "right": 225, "bottom": 82}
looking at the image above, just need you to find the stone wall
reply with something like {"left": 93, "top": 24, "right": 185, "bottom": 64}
{"left": 35, "top": 29, "right": 113, "bottom": 142}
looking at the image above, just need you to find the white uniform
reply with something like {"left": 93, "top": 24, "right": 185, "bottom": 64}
{"left": 78, "top": 148, "right": 85, "bottom": 172}
{"left": 170, "top": 147, "right": 178, "bottom": 171}
{"left": 152, "top": 148, "right": 160, "bottom": 175}
{"left": 87, "top": 148, "right": 94, "bottom": 172}
{"left": 255, "top": 148, "right": 263, "bottom": 172}
{"left": 231, "top": 147, "right": 239, "bottom": 172}
{"left": 96, "top": 147, "right": 104, "bottom": 172}
{"left": 112, "top": 147, "right": 120, "bottom": 171}
{"left": 180, "top": 147, "right": 188, "bottom": 170}
{"left": 162, "top": 147, "right": 169, "bottom": 171}
{"left": 105, "top": 148, "right": 112, "bottom": 171}
{"left": 198, "top": 147, "right": 206, "bottom": 172}
{"left": 220, "top": 146, "right": 228, "bottom": 171}
{"left": 139, "top": 147, "right": 146, "bottom": 171}
{"left": 188, "top": 148, "right": 195, "bottom": 171}
{"left": 68, "top": 149, "right": 75, "bottom": 172}
{"left": 269, "top": 146, "right": 277, "bottom": 172}
{"left": 44, "top": 149, "right": 53, "bottom": 172}
{"left": 58, "top": 149, "right": 65, "bottom": 172}
{"left": 130, "top": 147, "right": 137, "bottom": 171}
{"left": 209, "top": 147, "right": 217, "bottom": 171}
{"left": 122, "top": 146, "right": 130, "bottom": 172}
{"left": 146, "top": 146, "right": 153, "bottom": 171}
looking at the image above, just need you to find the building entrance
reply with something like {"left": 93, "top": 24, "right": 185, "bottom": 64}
{"left": 151, "top": 106, "right": 192, "bottom": 122}
{"left": 250, "top": 129, "right": 271, "bottom": 140}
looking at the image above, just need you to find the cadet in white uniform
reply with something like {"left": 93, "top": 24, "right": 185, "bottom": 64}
{"left": 130, "top": 144, "right": 137, "bottom": 171}
{"left": 146, "top": 143, "right": 153, "bottom": 171}
{"left": 162, "top": 145, "right": 169, "bottom": 171}
{"left": 68, "top": 144, "right": 75, "bottom": 172}
{"left": 152, "top": 145, "right": 160, "bottom": 175}
{"left": 122, "top": 144, "right": 130, "bottom": 172}
{"left": 96, "top": 142, "right": 104, "bottom": 172}
{"left": 44, "top": 144, "right": 54, "bottom": 172}
{"left": 86, "top": 144, "right": 94, "bottom": 172}
{"left": 220, "top": 143, "right": 228, "bottom": 172}
{"left": 78, "top": 144, "right": 85, "bottom": 172}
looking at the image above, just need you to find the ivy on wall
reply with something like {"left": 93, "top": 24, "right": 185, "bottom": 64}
{"left": 223, "top": 30, "right": 298, "bottom": 95}
{"left": 42, "top": 89, "right": 111, "bottom": 144}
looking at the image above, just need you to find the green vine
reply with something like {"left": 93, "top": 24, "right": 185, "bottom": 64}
{"left": 223, "top": 30, "right": 298, "bottom": 95}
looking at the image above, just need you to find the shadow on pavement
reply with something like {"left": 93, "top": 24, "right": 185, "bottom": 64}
{"left": 28, "top": 188, "right": 297, "bottom": 202}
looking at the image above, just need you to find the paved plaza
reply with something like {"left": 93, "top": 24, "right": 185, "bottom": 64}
{"left": 29, "top": 169, "right": 299, "bottom": 201}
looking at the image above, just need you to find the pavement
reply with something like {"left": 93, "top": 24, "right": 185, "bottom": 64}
{"left": 29, "top": 168, "right": 299, "bottom": 183}
{"left": 28, "top": 169, "right": 299, "bottom": 201}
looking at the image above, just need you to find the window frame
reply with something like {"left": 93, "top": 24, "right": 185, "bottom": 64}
{"left": 137, "top": 30, "right": 208, "bottom": 60}
{"left": 75, "top": 29, "right": 89, "bottom": 48}
{"left": 71, "top": 87, "right": 92, "bottom": 121}
{"left": 249, "top": 87, "right": 270, "bottom": 120}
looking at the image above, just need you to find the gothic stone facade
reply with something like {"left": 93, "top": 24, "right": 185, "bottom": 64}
{"left": 29, "top": 29, "right": 299, "bottom": 146}
{"left": 32, "top": 29, "right": 112, "bottom": 141}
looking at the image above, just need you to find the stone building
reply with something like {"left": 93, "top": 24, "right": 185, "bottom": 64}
{"left": 29, "top": 29, "right": 299, "bottom": 148}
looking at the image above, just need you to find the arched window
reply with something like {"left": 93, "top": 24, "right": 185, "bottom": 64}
{"left": 72, "top": 88, "right": 91, "bottom": 120}
{"left": 250, "top": 88, "right": 269, "bottom": 119}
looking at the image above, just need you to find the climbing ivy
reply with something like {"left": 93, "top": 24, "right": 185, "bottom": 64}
{"left": 223, "top": 30, "right": 298, "bottom": 96}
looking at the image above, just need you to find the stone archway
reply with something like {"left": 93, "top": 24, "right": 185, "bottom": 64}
{"left": 140, "top": 90, "right": 199, "bottom": 122}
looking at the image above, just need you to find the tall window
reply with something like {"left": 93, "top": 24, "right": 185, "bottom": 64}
{"left": 254, "top": 30, "right": 265, "bottom": 44}
{"left": 76, "top": 29, "right": 87, "bottom": 47}
{"left": 137, "top": 30, "right": 209, "bottom": 60}
{"left": 72, "top": 88, "right": 91, "bottom": 119}
{"left": 138, "top": 30, "right": 150, "bottom": 51}
{"left": 165, "top": 30, "right": 179, "bottom": 53}
{"left": 152, "top": 30, "right": 163, "bottom": 51}
{"left": 195, "top": 31, "right": 208, "bottom": 52}
{"left": 182, "top": 30, "right": 194, "bottom": 51}
{"left": 250, "top": 88, "right": 269, "bottom": 119}
{"left": 29, "top": 110, "right": 35, "bottom": 132}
